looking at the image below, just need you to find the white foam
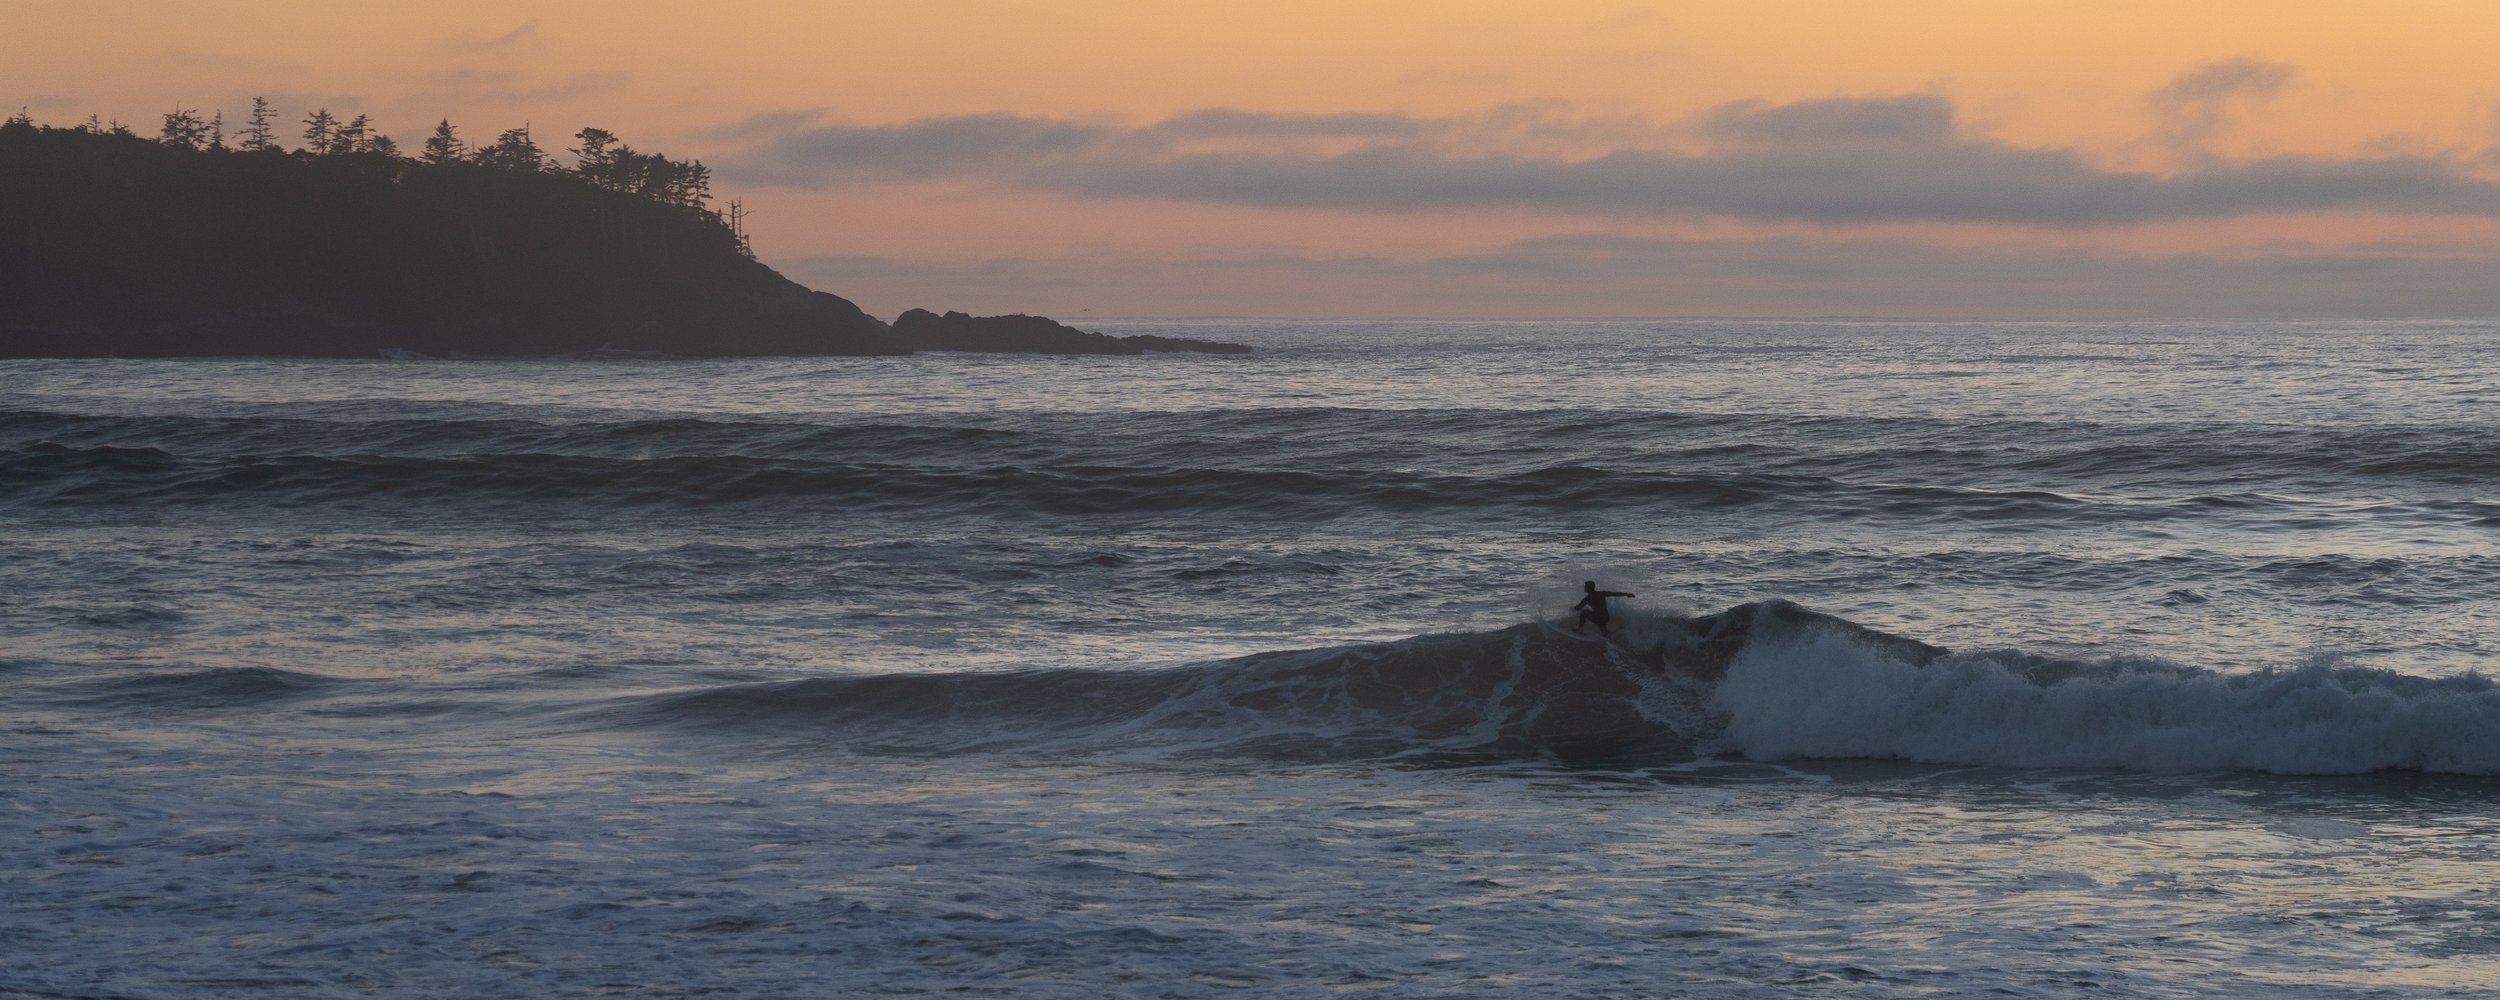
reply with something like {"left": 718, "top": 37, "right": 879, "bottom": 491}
{"left": 1710, "top": 632, "right": 2500, "bottom": 775}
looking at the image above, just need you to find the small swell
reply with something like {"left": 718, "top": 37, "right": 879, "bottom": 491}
{"left": 0, "top": 445, "right": 1841, "bottom": 516}
{"left": 65, "top": 665, "right": 341, "bottom": 710}
{"left": 68, "top": 605, "right": 188, "bottom": 628}
{"left": 7, "top": 406, "right": 2493, "bottom": 523}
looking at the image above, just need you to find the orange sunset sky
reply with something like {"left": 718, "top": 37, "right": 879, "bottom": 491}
{"left": 10, "top": 0, "right": 2500, "bottom": 318}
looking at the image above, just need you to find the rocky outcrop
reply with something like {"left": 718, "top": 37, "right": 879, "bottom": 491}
{"left": 892, "top": 310, "right": 1252, "bottom": 355}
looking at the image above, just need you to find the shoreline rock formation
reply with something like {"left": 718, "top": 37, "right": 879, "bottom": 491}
{"left": 892, "top": 310, "right": 1252, "bottom": 355}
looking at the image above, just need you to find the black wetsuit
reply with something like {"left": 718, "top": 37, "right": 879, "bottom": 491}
{"left": 1575, "top": 590, "right": 1633, "bottom": 631}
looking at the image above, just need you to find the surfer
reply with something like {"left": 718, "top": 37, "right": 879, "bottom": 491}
{"left": 1573, "top": 581, "right": 1635, "bottom": 633}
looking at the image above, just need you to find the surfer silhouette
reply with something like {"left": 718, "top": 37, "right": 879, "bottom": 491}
{"left": 1573, "top": 581, "right": 1635, "bottom": 633}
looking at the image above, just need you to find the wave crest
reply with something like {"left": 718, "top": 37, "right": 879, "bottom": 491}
{"left": 644, "top": 600, "right": 2500, "bottom": 775}
{"left": 1712, "top": 631, "right": 2500, "bottom": 775}
{"left": 646, "top": 623, "right": 1677, "bottom": 761}
{"left": 641, "top": 601, "right": 1920, "bottom": 763}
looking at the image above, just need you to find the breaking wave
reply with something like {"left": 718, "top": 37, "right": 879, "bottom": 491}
{"left": 638, "top": 601, "right": 2500, "bottom": 775}
{"left": 638, "top": 619, "right": 1701, "bottom": 763}
{"left": 1712, "top": 631, "right": 2500, "bottom": 774}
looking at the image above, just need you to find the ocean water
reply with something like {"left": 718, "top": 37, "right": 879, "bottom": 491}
{"left": 4, "top": 319, "right": 2499, "bottom": 997}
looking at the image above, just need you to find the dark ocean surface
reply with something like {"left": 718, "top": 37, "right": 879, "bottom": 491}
{"left": 5, "top": 319, "right": 2498, "bottom": 996}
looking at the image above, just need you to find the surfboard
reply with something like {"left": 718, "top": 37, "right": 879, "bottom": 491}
{"left": 1543, "top": 618, "right": 1619, "bottom": 649}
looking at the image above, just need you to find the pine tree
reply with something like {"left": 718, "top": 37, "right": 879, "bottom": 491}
{"left": 1, "top": 107, "right": 34, "bottom": 133}
{"left": 335, "top": 113, "right": 370, "bottom": 155}
{"left": 301, "top": 108, "right": 338, "bottom": 154}
{"left": 159, "top": 106, "right": 209, "bottom": 149}
{"left": 206, "top": 110, "right": 226, "bottom": 151}
{"left": 474, "top": 124, "right": 546, "bottom": 171}
{"left": 728, "top": 200, "right": 755, "bottom": 258}
{"left": 669, "top": 159, "right": 713, "bottom": 209}
{"left": 240, "top": 97, "right": 277, "bottom": 152}
{"left": 571, "top": 126, "right": 620, "bottom": 187}
{"left": 368, "top": 134, "right": 400, "bottom": 158}
{"left": 421, "top": 119, "right": 463, "bottom": 165}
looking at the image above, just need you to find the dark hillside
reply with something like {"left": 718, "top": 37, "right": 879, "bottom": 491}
{"left": 0, "top": 124, "right": 902, "bottom": 357}
{"left": 894, "top": 309, "right": 1252, "bottom": 355}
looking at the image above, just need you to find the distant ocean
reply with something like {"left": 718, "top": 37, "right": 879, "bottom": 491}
{"left": 6, "top": 319, "right": 2498, "bottom": 997}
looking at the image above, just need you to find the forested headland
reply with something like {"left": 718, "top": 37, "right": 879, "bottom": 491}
{"left": 2, "top": 103, "right": 900, "bottom": 357}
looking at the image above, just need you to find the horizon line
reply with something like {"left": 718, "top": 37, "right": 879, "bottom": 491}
{"left": 975, "top": 314, "right": 2500, "bottom": 324}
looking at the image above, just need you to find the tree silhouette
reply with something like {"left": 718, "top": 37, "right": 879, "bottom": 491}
{"left": 240, "top": 97, "right": 277, "bottom": 152}
{"left": 421, "top": 119, "right": 463, "bottom": 165}
{"left": 368, "top": 133, "right": 400, "bottom": 158}
{"left": 728, "top": 200, "right": 754, "bottom": 258}
{"left": 158, "top": 106, "right": 210, "bottom": 149}
{"left": 571, "top": 126, "right": 619, "bottom": 179}
{"left": 335, "top": 113, "right": 370, "bottom": 155}
{"left": 206, "top": 110, "right": 226, "bottom": 151}
{"left": 301, "top": 108, "right": 338, "bottom": 154}
{"left": 564, "top": 125, "right": 713, "bottom": 211}
{"left": 658, "top": 158, "right": 712, "bottom": 209}
{"left": 474, "top": 124, "right": 546, "bottom": 171}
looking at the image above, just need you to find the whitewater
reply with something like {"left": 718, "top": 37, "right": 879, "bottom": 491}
{"left": 5, "top": 318, "right": 2498, "bottom": 997}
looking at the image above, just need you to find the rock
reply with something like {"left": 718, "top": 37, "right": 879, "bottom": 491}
{"left": 892, "top": 310, "right": 1251, "bottom": 355}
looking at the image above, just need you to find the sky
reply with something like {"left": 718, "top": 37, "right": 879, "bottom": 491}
{"left": 10, "top": 0, "right": 2500, "bottom": 319}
